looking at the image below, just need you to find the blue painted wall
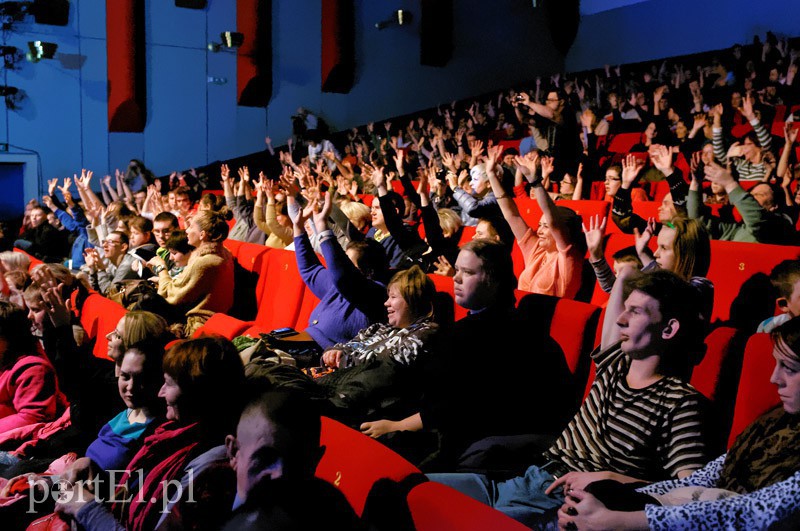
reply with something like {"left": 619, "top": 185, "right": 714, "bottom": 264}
{"left": 0, "top": 0, "right": 562, "bottom": 206}
{"left": 567, "top": 0, "right": 800, "bottom": 72}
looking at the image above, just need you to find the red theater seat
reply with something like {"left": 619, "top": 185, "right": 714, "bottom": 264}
{"left": 727, "top": 333, "right": 780, "bottom": 448}
{"left": 316, "top": 417, "right": 421, "bottom": 516}
{"left": 555, "top": 200, "right": 610, "bottom": 224}
{"left": 250, "top": 248, "right": 307, "bottom": 332}
{"left": 706, "top": 240, "right": 800, "bottom": 323}
{"left": 80, "top": 294, "right": 127, "bottom": 360}
{"left": 407, "top": 482, "right": 529, "bottom": 531}
{"left": 606, "top": 132, "right": 641, "bottom": 153}
{"left": 192, "top": 312, "right": 251, "bottom": 339}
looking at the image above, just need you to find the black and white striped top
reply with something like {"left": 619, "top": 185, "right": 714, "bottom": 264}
{"left": 543, "top": 344, "right": 707, "bottom": 481}
{"left": 713, "top": 120, "right": 773, "bottom": 181}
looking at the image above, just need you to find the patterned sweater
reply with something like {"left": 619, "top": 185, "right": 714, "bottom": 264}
{"left": 329, "top": 317, "right": 439, "bottom": 368}
{"left": 639, "top": 407, "right": 800, "bottom": 530}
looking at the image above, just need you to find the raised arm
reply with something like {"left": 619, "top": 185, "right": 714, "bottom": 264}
{"left": 601, "top": 263, "right": 637, "bottom": 350}
{"left": 485, "top": 147, "right": 528, "bottom": 241}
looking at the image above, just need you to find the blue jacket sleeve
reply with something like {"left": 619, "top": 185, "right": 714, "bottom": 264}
{"left": 294, "top": 234, "right": 328, "bottom": 299}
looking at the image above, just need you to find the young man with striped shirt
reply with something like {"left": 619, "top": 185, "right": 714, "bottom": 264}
{"left": 429, "top": 268, "right": 709, "bottom": 529}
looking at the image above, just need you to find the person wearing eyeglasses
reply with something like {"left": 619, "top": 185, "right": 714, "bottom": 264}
{"left": 83, "top": 231, "right": 138, "bottom": 296}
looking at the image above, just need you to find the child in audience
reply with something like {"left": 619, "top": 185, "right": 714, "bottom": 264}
{"left": 162, "top": 231, "right": 193, "bottom": 278}
{"left": 758, "top": 260, "right": 800, "bottom": 333}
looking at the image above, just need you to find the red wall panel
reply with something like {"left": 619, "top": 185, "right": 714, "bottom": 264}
{"left": 106, "top": 0, "right": 146, "bottom": 132}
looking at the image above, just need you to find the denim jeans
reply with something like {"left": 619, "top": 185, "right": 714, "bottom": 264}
{"left": 428, "top": 464, "right": 565, "bottom": 528}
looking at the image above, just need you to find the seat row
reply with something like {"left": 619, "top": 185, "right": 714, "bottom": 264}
{"left": 16, "top": 242, "right": 787, "bottom": 527}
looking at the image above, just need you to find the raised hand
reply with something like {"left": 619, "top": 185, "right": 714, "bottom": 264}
{"left": 514, "top": 153, "right": 537, "bottom": 180}
{"left": 47, "top": 178, "right": 58, "bottom": 196}
{"left": 42, "top": 283, "right": 71, "bottom": 328}
{"left": 59, "top": 177, "right": 72, "bottom": 196}
{"left": 689, "top": 151, "right": 703, "bottom": 184}
{"left": 469, "top": 139, "right": 484, "bottom": 160}
{"left": 220, "top": 163, "right": 230, "bottom": 182}
{"left": 393, "top": 150, "right": 405, "bottom": 175}
{"left": 540, "top": 156, "right": 555, "bottom": 179}
{"left": 692, "top": 113, "right": 707, "bottom": 133}
{"left": 785, "top": 122, "right": 799, "bottom": 146}
{"left": 634, "top": 217, "right": 656, "bottom": 258}
{"left": 238, "top": 166, "right": 250, "bottom": 182}
{"left": 441, "top": 150, "right": 456, "bottom": 173}
{"left": 41, "top": 194, "right": 55, "bottom": 210}
{"left": 433, "top": 255, "right": 455, "bottom": 277}
{"left": 484, "top": 144, "right": 503, "bottom": 174}
{"left": 371, "top": 165, "right": 387, "bottom": 191}
{"left": 311, "top": 189, "right": 333, "bottom": 233}
{"left": 742, "top": 92, "right": 756, "bottom": 121}
{"left": 621, "top": 154, "right": 645, "bottom": 187}
{"left": 582, "top": 215, "right": 607, "bottom": 262}
{"left": 649, "top": 144, "right": 673, "bottom": 174}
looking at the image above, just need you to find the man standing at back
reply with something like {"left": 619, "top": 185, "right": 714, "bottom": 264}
{"left": 430, "top": 268, "right": 709, "bottom": 529}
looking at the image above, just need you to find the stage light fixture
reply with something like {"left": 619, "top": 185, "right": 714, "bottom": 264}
{"left": 208, "top": 31, "right": 244, "bottom": 53}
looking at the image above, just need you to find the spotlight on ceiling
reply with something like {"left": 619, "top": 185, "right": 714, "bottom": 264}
{"left": 0, "top": 85, "right": 22, "bottom": 109}
{"left": 26, "top": 40, "right": 58, "bottom": 62}
{"left": 208, "top": 31, "right": 244, "bottom": 52}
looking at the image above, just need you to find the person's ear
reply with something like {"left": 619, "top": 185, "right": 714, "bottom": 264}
{"left": 778, "top": 298, "right": 790, "bottom": 313}
{"left": 661, "top": 318, "right": 680, "bottom": 340}
{"left": 225, "top": 435, "right": 238, "bottom": 465}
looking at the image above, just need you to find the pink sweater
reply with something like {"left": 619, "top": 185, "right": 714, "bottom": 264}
{"left": 0, "top": 355, "right": 60, "bottom": 434}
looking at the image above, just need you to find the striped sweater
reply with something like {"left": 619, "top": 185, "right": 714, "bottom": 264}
{"left": 543, "top": 344, "right": 707, "bottom": 481}
{"left": 713, "top": 119, "right": 773, "bottom": 181}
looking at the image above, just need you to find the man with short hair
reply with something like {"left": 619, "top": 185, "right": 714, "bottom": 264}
{"left": 83, "top": 231, "right": 138, "bottom": 295}
{"left": 429, "top": 269, "right": 709, "bottom": 528}
{"left": 223, "top": 390, "right": 362, "bottom": 529}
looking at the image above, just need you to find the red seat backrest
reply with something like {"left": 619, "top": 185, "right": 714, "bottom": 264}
{"left": 516, "top": 293, "right": 601, "bottom": 391}
{"left": 78, "top": 293, "right": 104, "bottom": 341}
{"left": 555, "top": 200, "right": 610, "bottom": 225}
{"left": 459, "top": 225, "right": 476, "bottom": 246}
{"left": 497, "top": 139, "right": 522, "bottom": 153}
{"left": 316, "top": 417, "right": 421, "bottom": 516}
{"left": 222, "top": 239, "right": 245, "bottom": 260}
{"left": 252, "top": 249, "right": 307, "bottom": 331}
{"left": 428, "top": 274, "right": 468, "bottom": 321}
{"left": 648, "top": 180, "right": 670, "bottom": 203}
{"left": 737, "top": 180, "right": 762, "bottom": 191}
{"left": 589, "top": 181, "right": 607, "bottom": 201}
{"left": 727, "top": 333, "right": 780, "bottom": 448}
{"left": 706, "top": 240, "right": 800, "bottom": 323}
{"left": 730, "top": 123, "right": 754, "bottom": 139}
{"left": 514, "top": 197, "right": 542, "bottom": 231}
{"left": 631, "top": 200, "right": 660, "bottom": 221}
{"left": 606, "top": 132, "right": 642, "bottom": 153}
{"left": 235, "top": 242, "right": 270, "bottom": 273}
{"left": 192, "top": 313, "right": 251, "bottom": 339}
{"left": 91, "top": 296, "right": 128, "bottom": 360}
{"left": 691, "top": 326, "right": 739, "bottom": 401}
{"left": 407, "top": 482, "right": 529, "bottom": 531}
